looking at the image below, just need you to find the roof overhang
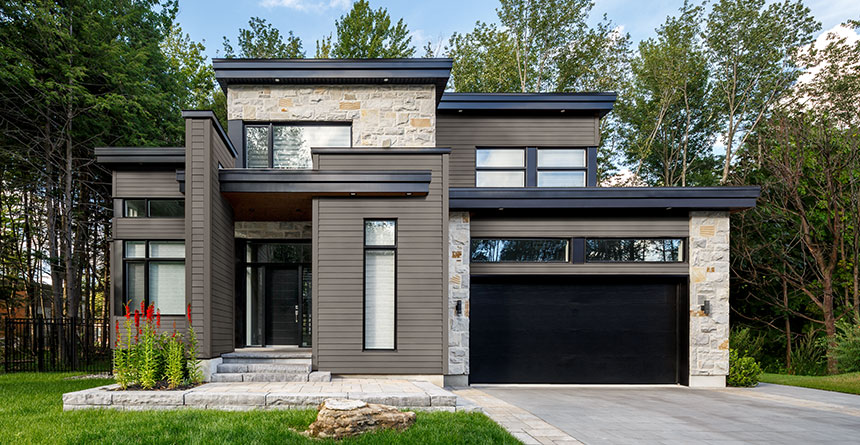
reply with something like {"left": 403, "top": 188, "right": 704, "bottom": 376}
{"left": 438, "top": 92, "right": 617, "bottom": 117}
{"left": 213, "top": 58, "right": 453, "bottom": 103}
{"left": 449, "top": 186, "right": 760, "bottom": 211}
{"left": 217, "top": 169, "right": 432, "bottom": 195}
{"left": 95, "top": 147, "right": 185, "bottom": 166}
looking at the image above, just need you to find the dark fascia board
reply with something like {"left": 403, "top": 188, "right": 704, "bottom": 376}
{"left": 311, "top": 147, "right": 452, "bottom": 155}
{"left": 95, "top": 147, "right": 185, "bottom": 165}
{"left": 218, "top": 169, "right": 431, "bottom": 194}
{"left": 439, "top": 92, "right": 617, "bottom": 116}
{"left": 180, "top": 110, "right": 238, "bottom": 158}
{"left": 212, "top": 58, "right": 453, "bottom": 102}
{"left": 449, "top": 186, "right": 761, "bottom": 210}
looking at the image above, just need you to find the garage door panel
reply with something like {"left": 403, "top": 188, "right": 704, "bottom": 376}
{"left": 470, "top": 276, "right": 681, "bottom": 384}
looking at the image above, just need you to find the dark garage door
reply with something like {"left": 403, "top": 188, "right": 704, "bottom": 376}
{"left": 470, "top": 276, "right": 684, "bottom": 384}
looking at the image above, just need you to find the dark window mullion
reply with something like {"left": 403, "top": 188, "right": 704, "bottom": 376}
{"left": 268, "top": 123, "right": 274, "bottom": 168}
{"left": 526, "top": 147, "right": 537, "bottom": 187}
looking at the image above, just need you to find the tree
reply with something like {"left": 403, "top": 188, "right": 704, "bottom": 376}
{"left": 616, "top": 2, "right": 719, "bottom": 186}
{"left": 704, "top": 0, "right": 819, "bottom": 184}
{"left": 731, "top": 23, "right": 860, "bottom": 374}
{"left": 315, "top": 0, "right": 415, "bottom": 58}
{"left": 223, "top": 17, "right": 304, "bottom": 58}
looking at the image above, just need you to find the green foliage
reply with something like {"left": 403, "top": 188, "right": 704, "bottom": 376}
{"left": 730, "top": 326, "right": 767, "bottom": 360}
{"left": 790, "top": 332, "right": 827, "bottom": 376}
{"left": 316, "top": 0, "right": 415, "bottom": 58}
{"left": 165, "top": 334, "right": 186, "bottom": 389}
{"left": 728, "top": 349, "right": 762, "bottom": 387}
{"left": 187, "top": 322, "right": 203, "bottom": 385}
{"left": 832, "top": 321, "right": 860, "bottom": 373}
{"left": 223, "top": 17, "right": 304, "bottom": 58}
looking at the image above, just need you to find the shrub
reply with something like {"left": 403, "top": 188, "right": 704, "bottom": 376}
{"left": 832, "top": 321, "right": 860, "bottom": 373}
{"left": 789, "top": 331, "right": 827, "bottom": 376}
{"left": 730, "top": 326, "right": 767, "bottom": 360}
{"left": 186, "top": 304, "right": 203, "bottom": 385}
{"left": 728, "top": 349, "right": 762, "bottom": 387}
{"left": 112, "top": 303, "right": 196, "bottom": 389}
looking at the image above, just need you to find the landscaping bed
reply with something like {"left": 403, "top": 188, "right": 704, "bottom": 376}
{"left": 760, "top": 372, "right": 860, "bottom": 395}
{"left": 1, "top": 373, "right": 517, "bottom": 444}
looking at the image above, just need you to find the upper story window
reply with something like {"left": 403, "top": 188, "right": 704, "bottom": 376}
{"left": 244, "top": 123, "right": 351, "bottom": 169}
{"left": 476, "top": 147, "right": 587, "bottom": 187}
{"left": 124, "top": 199, "right": 184, "bottom": 218}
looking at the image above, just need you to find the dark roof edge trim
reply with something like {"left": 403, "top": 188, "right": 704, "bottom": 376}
{"left": 181, "top": 110, "right": 238, "bottom": 158}
{"left": 312, "top": 147, "right": 451, "bottom": 155}
{"left": 95, "top": 147, "right": 185, "bottom": 165}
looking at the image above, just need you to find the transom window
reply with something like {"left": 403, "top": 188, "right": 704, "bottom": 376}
{"left": 471, "top": 238, "right": 570, "bottom": 263}
{"left": 244, "top": 123, "right": 351, "bottom": 169}
{"left": 122, "top": 241, "right": 186, "bottom": 315}
{"left": 476, "top": 147, "right": 587, "bottom": 187}
{"left": 586, "top": 239, "right": 684, "bottom": 263}
{"left": 124, "top": 199, "right": 184, "bottom": 218}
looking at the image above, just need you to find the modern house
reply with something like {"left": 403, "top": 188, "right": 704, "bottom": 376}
{"left": 97, "top": 58, "right": 758, "bottom": 388}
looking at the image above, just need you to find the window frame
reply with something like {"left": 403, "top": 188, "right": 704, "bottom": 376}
{"left": 121, "top": 240, "right": 186, "bottom": 315}
{"left": 584, "top": 238, "right": 687, "bottom": 263}
{"left": 469, "top": 237, "right": 571, "bottom": 263}
{"left": 362, "top": 218, "right": 397, "bottom": 351}
{"left": 122, "top": 199, "right": 185, "bottom": 218}
{"left": 475, "top": 147, "right": 590, "bottom": 188}
{"left": 243, "top": 122, "right": 353, "bottom": 169}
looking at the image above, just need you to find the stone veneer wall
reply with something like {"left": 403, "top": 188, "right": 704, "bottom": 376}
{"left": 234, "top": 221, "right": 312, "bottom": 239}
{"left": 227, "top": 85, "right": 436, "bottom": 147}
{"left": 447, "top": 212, "right": 470, "bottom": 381}
{"left": 689, "top": 211, "right": 730, "bottom": 387}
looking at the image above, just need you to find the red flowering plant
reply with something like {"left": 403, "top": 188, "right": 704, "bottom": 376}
{"left": 112, "top": 304, "right": 137, "bottom": 389}
{"left": 186, "top": 303, "right": 203, "bottom": 384}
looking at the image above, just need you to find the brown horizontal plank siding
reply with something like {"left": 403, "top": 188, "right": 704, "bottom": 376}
{"left": 113, "top": 218, "right": 184, "bottom": 239}
{"left": 314, "top": 153, "right": 446, "bottom": 374}
{"left": 114, "top": 171, "right": 182, "bottom": 198}
{"left": 437, "top": 115, "right": 600, "bottom": 188}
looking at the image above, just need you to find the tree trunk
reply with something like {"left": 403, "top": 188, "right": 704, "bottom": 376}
{"left": 822, "top": 276, "right": 838, "bottom": 374}
{"left": 783, "top": 280, "right": 792, "bottom": 370}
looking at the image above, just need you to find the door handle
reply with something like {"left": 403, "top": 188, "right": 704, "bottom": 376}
{"left": 294, "top": 305, "right": 299, "bottom": 323}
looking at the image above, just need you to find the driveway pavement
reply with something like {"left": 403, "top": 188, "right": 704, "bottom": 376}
{"left": 477, "top": 383, "right": 860, "bottom": 444}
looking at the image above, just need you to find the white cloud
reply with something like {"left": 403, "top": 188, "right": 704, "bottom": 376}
{"left": 260, "top": 0, "right": 351, "bottom": 12}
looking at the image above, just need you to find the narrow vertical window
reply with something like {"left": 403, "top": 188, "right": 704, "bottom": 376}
{"left": 364, "top": 220, "right": 396, "bottom": 350}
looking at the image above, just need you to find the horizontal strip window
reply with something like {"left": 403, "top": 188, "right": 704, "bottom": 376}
{"left": 245, "top": 123, "right": 351, "bottom": 169}
{"left": 364, "top": 220, "right": 396, "bottom": 350}
{"left": 586, "top": 238, "right": 685, "bottom": 263}
{"left": 124, "top": 199, "right": 184, "bottom": 218}
{"left": 476, "top": 147, "right": 587, "bottom": 188}
{"left": 471, "top": 238, "right": 570, "bottom": 263}
{"left": 121, "top": 241, "right": 186, "bottom": 316}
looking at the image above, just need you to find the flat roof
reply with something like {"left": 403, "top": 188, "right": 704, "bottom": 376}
{"left": 213, "top": 58, "right": 453, "bottom": 103}
{"left": 449, "top": 186, "right": 760, "bottom": 210}
{"left": 95, "top": 147, "right": 185, "bottom": 165}
{"left": 439, "top": 92, "right": 617, "bottom": 116}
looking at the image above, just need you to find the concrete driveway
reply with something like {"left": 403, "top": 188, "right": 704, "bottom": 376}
{"left": 478, "top": 383, "right": 860, "bottom": 444}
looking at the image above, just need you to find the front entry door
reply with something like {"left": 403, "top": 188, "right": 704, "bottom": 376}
{"left": 265, "top": 266, "right": 300, "bottom": 345}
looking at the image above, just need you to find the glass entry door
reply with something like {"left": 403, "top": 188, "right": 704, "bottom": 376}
{"left": 241, "top": 242, "right": 312, "bottom": 347}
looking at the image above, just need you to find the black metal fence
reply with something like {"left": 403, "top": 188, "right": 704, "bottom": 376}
{"left": 3, "top": 317, "right": 112, "bottom": 373}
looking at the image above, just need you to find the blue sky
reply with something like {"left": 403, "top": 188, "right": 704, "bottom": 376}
{"left": 177, "top": 0, "right": 860, "bottom": 60}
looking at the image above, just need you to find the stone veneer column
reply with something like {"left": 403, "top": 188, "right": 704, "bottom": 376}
{"left": 446, "top": 212, "right": 470, "bottom": 387}
{"left": 689, "top": 211, "right": 730, "bottom": 387}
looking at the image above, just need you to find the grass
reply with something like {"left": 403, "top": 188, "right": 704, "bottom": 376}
{"left": 760, "top": 372, "right": 860, "bottom": 395}
{"left": 0, "top": 373, "right": 518, "bottom": 445}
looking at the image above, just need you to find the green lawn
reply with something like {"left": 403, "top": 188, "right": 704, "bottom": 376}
{"left": 0, "top": 373, "right": 518, "bottom": 444}
{"left": 760, "top": 372, "right": 860, "bottom": 395}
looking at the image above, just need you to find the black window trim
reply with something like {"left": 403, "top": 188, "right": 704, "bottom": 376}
{"left": 362, "top": 218, "right": 397, "bottom": 352}
{"left": 476, "top": 146, "right": 590, "bottom": 188}
{"left": 470, "top": 237, "right": 572, "bottom": 263}
{"left": 584, "top": 237, "right": 687, "bottom": 264}
{"left": 121, "top": 240, "right": 186, "bottom": 316}
{"left": 243, "top": 121, "right": 353, "bottom": 169}
{"left": 122, "top": 198, "right": 185, "bottom": 218}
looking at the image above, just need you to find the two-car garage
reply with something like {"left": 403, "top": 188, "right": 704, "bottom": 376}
{"left": 469, "top": 275, "right": 687, "bottom": 384}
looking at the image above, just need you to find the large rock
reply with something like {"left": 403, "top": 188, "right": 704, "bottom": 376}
{"left": 306, "top": 398, "right": 416, "bottom": 439}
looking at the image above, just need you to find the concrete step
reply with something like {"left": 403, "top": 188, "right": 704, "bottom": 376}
{"left": 217, "top": 363, "right": 312, "bottom": 374}
{"left": 221, "top": 357, "right": 311, "bottom": 365}
{"left": 209, "top": 371, "right": 331, "bottom": 383}
{"left": 221, "top": 350, "right": 311, "bottom": 360}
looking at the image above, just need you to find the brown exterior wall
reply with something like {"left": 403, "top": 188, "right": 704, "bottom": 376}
{"left": 312, "top": 152, "right": 448, "bottom": 374}
{"left": 437, "top": 114, "right": 600, "bottom": 188}
{"left": 114, "top": 171, "right": 183, "bottom": 198}
{"left": 185, "top": 117, "right": 236, "bottom": 358}
{"left": 470, "top": 215, "right": 689, "bottom": 275}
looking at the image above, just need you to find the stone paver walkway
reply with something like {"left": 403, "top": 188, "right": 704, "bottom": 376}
{"left": 454, "top": 388, "right": 582, "bottom": 445}
{"left": 63, "top": 378, "right": 460, "bottom": 412}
